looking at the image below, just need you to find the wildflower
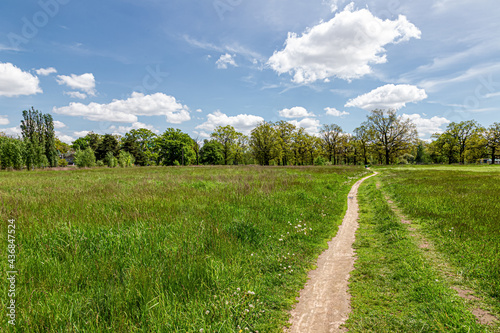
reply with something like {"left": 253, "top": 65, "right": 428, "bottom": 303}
{"left": 205, "top": 310, "right": 210, "bottom": 315}
{"left": 200, "top": 329, "right": 204, "bottom": 332}
{"left": 279, "top": 239, "right": 283, "bottom": 241}
{"left": 247, "top": 291, "right": 255, "bottom": 295}
{"left": 237, "top": 288, "right": 240, "bottom": 291}
{"left": 249, "top": 304, "right": 254, "bottom": 308}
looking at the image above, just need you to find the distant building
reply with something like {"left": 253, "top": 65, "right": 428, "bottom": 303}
{"left": 478, "top": 158, "right": 500, "bottom": 165}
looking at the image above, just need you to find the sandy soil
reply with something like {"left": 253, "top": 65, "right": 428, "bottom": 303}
{"left": 287, "top": 172, "right": 377, "bottom": 333}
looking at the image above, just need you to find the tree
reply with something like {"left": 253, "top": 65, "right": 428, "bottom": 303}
{"left": 354, "top": 125, "right": 371, "bottom": 165}
{"left": 55, "top": 138, "right": 71, "bottom": 155}
{"left": 365, "top": 110, "right": 418, "bottom": 165}
{"left": 320, "top": 124, "right": 343, "bottom": 164}
{"left": 485, "top": 123, "right": 500, "bottom": 164}
{"left": 20, "top": 107, "right": 46, "bottom": 169}
{"left": 118, "top": 151, "right": 135, "bottom": 167}
{"left": 156, "top": 128, "right": 196, "bottom": 166}
{"left": 199, "top": 140, "right": 224, "bottom": 165}
{"left": 43, "top": 114, "right": 58, "bottom": 167}
{"left": 211, "top": 125, "right": 242, "bottom": 165}
{"left": 250, "top": 122, "right": 281, "bottom": 165}
{"left": 446, "top": 121, "right": 482, "bottom": 164}
{"left": 274, "top": 121, "right": 297, "bottom": 166}
{"left": 123, "top": 129, "right": 158, "bottom": 165}
{"left": 74, "top": 147, "right": 96, "bottom": 168}
{"left": 121, "top": 135, "right": 146, "bottom": 166}
{"left": 430, "top": 132, "right": 458, "bottom": 164}
{"left": 0, "top": 137, "right": 24, "bottom": 170}
{"left": 96, "top": 134, "right": 119, "bottom": 161}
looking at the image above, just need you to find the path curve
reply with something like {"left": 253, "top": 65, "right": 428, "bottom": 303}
{"left": 287, "top": 172, "right": 377, "bottom": 333}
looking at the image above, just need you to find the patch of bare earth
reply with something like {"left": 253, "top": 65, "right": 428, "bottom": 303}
{"left": 379, "top": 185, "right": 498, "bottom": 327}
{"left": 286, "top": 173, "right": 378, "bottom": 333}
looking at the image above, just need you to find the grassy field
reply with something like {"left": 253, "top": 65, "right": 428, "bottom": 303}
{"left": 346, "top": 165, "right": 500, "bottom": 332}
{"left": 0, "top": 166, "right": 368, "bottom": 332}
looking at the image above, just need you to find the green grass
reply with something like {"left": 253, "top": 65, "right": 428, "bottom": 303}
{"left": 0, "top": 166, "right": 369, "bottom": 332}
{"left": 377, "top": 166, "right": 500, "bottom": 311}
{"left": 346, "top": 177, "right": 493, "bottom": 332}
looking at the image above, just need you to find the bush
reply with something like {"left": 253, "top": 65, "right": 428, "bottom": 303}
{"left": 118, "top": 151, "right": 135, "bottom": 167}
{"left": 314, "top": 156, "right": 326, "bottom": 166}
{"left": 58, "top": 159, "right": 68, "bottom": 167}
{"left": 96, "top": 160, "right": 105, "bottom": 167}
{"left": 105, "top": 152, "right": 118, "bottom": 168}
{"left": 74, "top": 147, "right": 96, "bottom": 168}
{"left": 1, "top": 139, "right": 24, "bottom": 170}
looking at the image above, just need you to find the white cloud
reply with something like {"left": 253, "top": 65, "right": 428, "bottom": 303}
{"left": 108, "top": 122, "right": 159, "bottom": 135}
{"left": 322, "top": 0, "right": 347, "bottom": 12}
{"left": 485, "top": 92, "right": 500, "bottom": 98}
{"left": 53, "top": 92, "right": 191, "bottom": 124}
{"left": 196, "top": 108, "right": 203, "bottom": 113}
{"left": 196, "top": 110, "right": 264, "bottom": 134}
{"left": 36, "top": 67, "right": 57, "bottom": 76}
{"left": 0, "top": 115, "right": 9, "bottom": 125}
{"left": 55, "top": 131, "right": 74, "bottom": 144}
{"left": 401, "top": 113, "right": 450, "bottom": 137}
{"left": 53, "top": 120, "right": 66, "bottom": 129}
{"left": 216, "top": 54, "right": 237, "bottom": 69}
{"left": 325, "top": 107, "right": 349, "bottom": 117}
{"left": 288, "top": 118, "right": 321, "bottom": 135}
{"left": 0, "top": 62, "right": 42, "bottom": 97}
{"left": 278, "top": 106, "right": 315, "bottom": 118}
{"left": 0, "top": 126, "right": 22, "bottom": 137}
{"left": 345, "top": 84, "right": 428, "bottom": 110}
{"left": 56, "top": 73, "right": 96, "bottom": 96}
{"left": 64, "top": 91, "right": 87, "bottom": 99}
{"left": 268, "top": 5, "right": 421, "bottom": 83}
{"left": 74, "top": 131, "right": 90, "bottom": 137}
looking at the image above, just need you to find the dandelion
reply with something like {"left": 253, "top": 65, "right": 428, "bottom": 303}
{"left": 279, "top": 238, "right": 283, "bottom": 241}
{"left": 205, "top": 310, "right": 210, "bottom": 315}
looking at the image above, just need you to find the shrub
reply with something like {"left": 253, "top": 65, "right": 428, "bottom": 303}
{"left": 314, "top": 156, "right": 326, "bottom": 166}
{"left": 118, "top": 151, "right": 135, "bottom": 167}
{"left": 105, "top": 152, "right": 118, "bottom": 168}
{"left": 74, "top": 147, "right": 96, "bottom": 168}
{"left": 58, "top": 159, "right": 68, "bottom": 167}
{"left": 96, "top": 160, "right": 105, "bottom": 167}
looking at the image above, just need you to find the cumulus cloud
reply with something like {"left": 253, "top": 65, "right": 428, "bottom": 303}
{"left": 216, "top": 54, "right": 238, "bottom": 69}
{"left": 0, "top": 115, "right": 9, "bottom": 125}
{"left": 268, "top": 5, "right": 421, "bottom": 83}
{"left": 56, "top": 73, "right": 96, "bottom": 96}
{"left": 401, "top": 114, "right": 450, "bottom": 137}
{"left": 288, "top": 118, "right": 321, "bottom": 135}
{"left": 53, "top": 92, "right": 191, "bottom": 124}
{"left": 278, "top": 106, "right": 315, "bottom": 118}
{"left": 74, "top": 131, "right": 90, "bottom": 137}
{"left": 196, "top": 110, "right": 264, "bottom": 134}
{"left": 108, "top": 122, "right": 159, "bottom": 135}
{"left": 36, "top": 67, "right": 57, "bottom": 76}
{"left": 55, "top": 131, "right": 74, "bottom": 144}
{"left": 325, "top": 107, "right": 349, "bottom": 117}
{"left": 64, "top": 91, "right": 87, "bottom": 99}
{"left": 53, "top": 120, "right": 66, "bottom": 129}
{"left": 345, "top": 84, "right": 428, "bottom": 110}
{"left": 0, "top": 62, "right": 42, "bottom": 97}
{"left": 0, "top": 126, "right": 22, "bottom": 137}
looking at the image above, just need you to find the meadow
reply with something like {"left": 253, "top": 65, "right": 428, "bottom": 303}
{"left": 0, "top": 165, "right": 369, "bottom": 332}
{"left": 346, "top": 165, "right": 500, "bottom": 332}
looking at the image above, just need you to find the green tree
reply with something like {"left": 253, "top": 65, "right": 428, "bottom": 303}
{"left": 485, "top": 122, "right": 500, "bottom": 164}
{"left": 121, "top": 135, "right": 146, "bottom": 166}
{"left": 43, "top": 114, "right": 58, "bottom": 167}
{"left": 366, "top": 110, "right": 418, "bottom": 165}
{"left": 211, "top": 125, "right": 242, "bottom": 165}
{"left": 274, "top": 121, "right": 297, "bottom": 166}
{"left": 354, "top": 125, "right": 371, "bottom": 165}
{"left": 446, "top": 121, "right": 482, "bottom": 164}
{"left": 74, "top": 147, "right": 96, "bottom": 168}
{"left": 20, "top": 107, "right": 46, "bottom": 169}
{"left": 320, "top": 124, "right": 343, "bottom": 164}
{"left": 118, "top": 151, "right": 135, "bottom": 167}
{"left": 156, "top": 128, "right": 196, "bottom": 166}
{"left": 250, "top": 122, "right": 281, "bottom": 165}
{"left": 0, "top": 137, "right": 24, "bottom": 170}
{"left": 199, "top": 139, "right": 225, "bottom": 165}
{"left": 96, "top": 134, "right": 120, "bottom": 161}
{"left": 125, "top": 129, "right": 158, "bottom": 165}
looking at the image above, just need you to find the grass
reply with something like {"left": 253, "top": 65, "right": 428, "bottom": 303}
{"left": 0, "top": 165, "right": 369, "bottom": 332}
{"left": 377, "top": 165, "right": 500, "bottom": 312}
{"left": 346, "top": 176, "right": 494, "bottom": 332}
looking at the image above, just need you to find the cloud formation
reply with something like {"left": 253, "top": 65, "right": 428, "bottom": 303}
{"left": 64, "top": 91, "right": 87, "bottom": 99}
{"left": 36, "top": 67, "right": 57, "bottom": 76}
{"left": 401, "top": 113, "right": 450, "bottom": 137}
{"left": 216, "top": 54, "right": 237, "bottom": 69}
{"left": 268, "top": 4, "right": 421, "bottom": 83}
{"left": 56, "top": 73, "right": 96, "bottom": 96}
{"left": 53, "top": 92, "right": 191, "bottom": 124}
{"left": 278, "top": 106, "right": 315, "bottom": 118}
{"left": 325, "top": 107, "right": 349, "bottom": 117}
{"left": 288, "top": 118, "right": 321, "bottom": 134}
{"left": 0, "top": 115, "right": 9, "bottom": 125}
{"left": 345, "top": 84, "right": 428, "bottom": 110}
{"left": 196, "top": 110, "right": 264, "bottom": 134}
{"left": 0, "top": 62, "right": 42, "bottom": 97}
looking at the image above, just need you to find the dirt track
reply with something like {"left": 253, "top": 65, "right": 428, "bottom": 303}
{"left": 287, "top": 172, "right": 377, "bottom": 333}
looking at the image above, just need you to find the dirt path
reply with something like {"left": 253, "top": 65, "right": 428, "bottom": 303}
{"left": 287, "top": 172, "right": 377, "bottom": 333}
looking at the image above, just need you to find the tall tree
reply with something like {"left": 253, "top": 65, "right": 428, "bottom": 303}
{"left": 250, "top": 122, "right": 280, "bottom": 165}
{"left": 446, "top": 120, "right": 482, "bottom": 164}
{"left": 43, "top": 114, "right": 58, "bottom": 167}
{"left": 211, "top": 125, "right": 242, "bottom": 165}
{"left": 156, "top": 128, "right": 195, "bottom": 166}
{"left": 354, "top": 124, "right": 371, "bottom": 165}
{"left": 485, "top": 122, "right": 500, "bottom": 164}
{"left": 20, "top": 107, "right": 53, "bottom": 169}
{"left": 124, "top": 128, "right": 158, "bottom": 165}
{"left": 366, "top": 110, "right": 418, "bottom": 165}
{"left": 199, "top": 139, "right": 224, "bottom": 165}
{"left": 320, "top": 124, "right": 343, "bottom": 164}
{"left": 274, "top": 121, "right": 297, "bottom": 166}
{"left": 96, "top": 134, "right": 120, "bottom": 161}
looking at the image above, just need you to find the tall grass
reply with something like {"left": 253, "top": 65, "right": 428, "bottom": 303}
{"left": 0, "top": 166, "right": 368, "bottom": 332}
{"left": 378, "top": 165, "right": 500, "bottom": 311}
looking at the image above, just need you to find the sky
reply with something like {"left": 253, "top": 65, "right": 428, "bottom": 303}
{"left": 0, "top": 0, "right": 499, "bottom": 144}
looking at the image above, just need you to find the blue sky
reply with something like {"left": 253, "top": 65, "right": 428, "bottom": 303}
{"left": 1, "top": 0, "right": 499, "bottom": 143}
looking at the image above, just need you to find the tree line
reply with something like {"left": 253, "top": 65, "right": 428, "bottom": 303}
{"left": 1, "top": 108, "right": 499, "bottom": 170}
